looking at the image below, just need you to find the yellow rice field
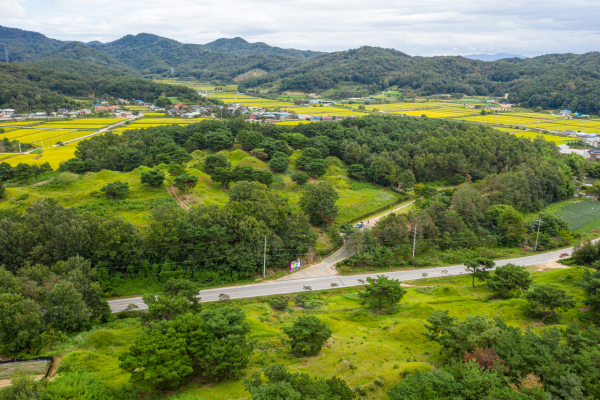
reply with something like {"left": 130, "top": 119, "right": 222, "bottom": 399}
{"left": 349, "top": 102, "right": 430, "bottom": 111}
{"left": 1, "top": 145, "right": 77, "bottom": 169}
{"left": 272, "top": 121, "right": 312, "bottom": 125}
{"left": 512, "top": 131, "right": 575, "bottom": 144}
{"left": 399, "top": 108, "right": 480, "bottom": 118}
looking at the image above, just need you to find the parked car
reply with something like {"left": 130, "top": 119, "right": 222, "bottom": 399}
{"left": 354, "top": 222, "right": 364, "bottom": 228}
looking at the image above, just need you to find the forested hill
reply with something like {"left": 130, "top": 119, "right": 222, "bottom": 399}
{"left": 202, "top": 37, "right": 322, "bottom": 59}
{"left": 0, "top": 62, "right": 213, "bottom": 112}
{"left": 242, "top": 46, "right": 600, "bottom": 114}
{"left": 0, "top": 26, "right": 319, "bottom": 76}
{"left": 3, "top": 25, "right": 600, "bottom": 113}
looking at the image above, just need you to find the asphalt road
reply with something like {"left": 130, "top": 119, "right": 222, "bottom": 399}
{"left": 108, "top": 244, "right": 585, "bottom": 312}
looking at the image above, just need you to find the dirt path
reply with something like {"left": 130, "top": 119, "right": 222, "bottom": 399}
{"left": 167, "top": 185, "right": 190, "bottom": 211}
{"left": 363, "top": 201, "right": 415, "bottom": 228}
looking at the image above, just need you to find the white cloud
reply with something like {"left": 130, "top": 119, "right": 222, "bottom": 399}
{"left": 1, "top": 0, "right": 600, "bottom": 56}
{"left": 0, "top": 0, "right": 27, "bottom": 18}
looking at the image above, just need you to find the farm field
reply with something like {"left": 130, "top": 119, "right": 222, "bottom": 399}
{"left": 0, "top": 145, "right": 77, "bottom": 169}
{"left": 549, "top": 200, "right": 600, "bottom": 233}
{"left": 532, "top": 120, "right": 600, "bottom": 134}
{"left": 512, "top": 131, "right": 574, "bottom": 144}
{"left": 455, "top": 113, "right": 557, "bottom": 126}
{"left": 44, "top": 118, "right": 127, "bottom": 127}
{"left": 400, "top": 108, "right": 480, "bottom": 118}
{"left": 46, "top": 266, "right": 589, "bottom": 400}
{"left": 272, "top": 121, "right": 311, "bottom": 125}
{"left": 280, "top": 106, "right": 369, "bottom": 116}
{"left": 349, "top": 102, "right": 429, "bottom": 111}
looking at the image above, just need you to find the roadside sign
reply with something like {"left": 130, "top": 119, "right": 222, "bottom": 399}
{"left": 290, "top": 259, "right": 302, "bottom": 271}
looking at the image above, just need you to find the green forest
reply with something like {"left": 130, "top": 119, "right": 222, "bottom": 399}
{"left": 0, "top": 62, "right": 218, "bottom": 113}
{"left": 0, "top": 116, "right": 579, "bottom": 285}
{"left": 4, "top": 25, "right": 600, "bottom": 113}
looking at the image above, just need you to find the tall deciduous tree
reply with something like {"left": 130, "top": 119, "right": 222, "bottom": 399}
{"left": 269, "top": 151, "right": 290, "bottom": 173}
{"left": 43, "top": 281, "right": 90, "bottom": 332}
{"left": 580, "top": 269, "right": 600, "bottom": 324}
{"left": 290, "top": 171, "right": 309, "bottom": 190}
{"left": 141, "top": 169, "right": 165, "bottom": 187}
{"left": 283, "top": 315, "right": 332, "bottom": 357}
{"left": 299, "top": 182, "right": 339, "bottom": 227}
{"left": 358, "top": 275, "right": 406, "bottom": 311}
{"left": 0, "top": 293, "right": 41, "bottom": 354}
{"left": 100, "top": 181, "right": 129, "bottom": 200}
{"left": 174, "top": 174, "right": 198, "bottom": 194}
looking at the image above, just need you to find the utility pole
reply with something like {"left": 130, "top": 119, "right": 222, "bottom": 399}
{"left": 534, "top": 216, "right": 543, "bottom": 252}
{"left": 412, "top": 224, "right": 417, "bottom": 258}
{"left": 5, "top": 47, "right": 8, "bottom": 63}
{"left": 19, "top": 141, "right": 21, "bottom": 153}
{"left": 263, "top": 235, "right": 267, "bottom": 279}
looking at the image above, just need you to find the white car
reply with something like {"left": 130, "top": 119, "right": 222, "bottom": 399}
{"left": 354, "top": 222, "right": 364, "bottom": 228}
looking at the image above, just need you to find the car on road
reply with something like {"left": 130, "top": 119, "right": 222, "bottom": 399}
{"left": 354, "top": 222, "right": 364, "bottom": 228}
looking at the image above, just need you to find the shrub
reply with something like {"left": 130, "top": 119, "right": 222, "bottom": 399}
{"left": 100, "top": 181, "right": 129, "bottom": 200}
{"left": 283, "top": 315, "right": 332, "bottom": 357}
{"left": 269, "top": 296, "right": 289, "bottom": 310}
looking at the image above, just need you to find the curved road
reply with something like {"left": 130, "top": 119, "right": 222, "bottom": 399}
{"left": 108, "top": 243, "right": 587, "bottom": 312}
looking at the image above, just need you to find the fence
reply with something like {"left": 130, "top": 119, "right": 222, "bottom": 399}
{"left": 0, "top": 357, "right": 54, "bottom": 380}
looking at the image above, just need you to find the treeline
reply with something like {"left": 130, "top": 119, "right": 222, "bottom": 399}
{"left": 388, "top": 310, "right": 600, "bottom": 400}
{"left": 0, "top": 183, "right": 317, "bottom": 285}
{"left": 241, "top": 47, "right": 600, "bottom": 114}
{"left": 0, "top": 257, "right": 111, "bottom": 354}
{"left": 60, "top": 116, "right": 573, "bottom": 210}
{"left": 0, "top": 62, "right": 215, "bottom": 113}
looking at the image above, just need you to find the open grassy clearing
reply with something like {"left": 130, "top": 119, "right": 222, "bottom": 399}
{"left": 48, "top": 267, "right": 589, "bottom": 400}
{"left": 0, "top": 167, "right": 175, "bottom": 227}
{"left": 1, "top": 149, "right": 401, "bottom": 228}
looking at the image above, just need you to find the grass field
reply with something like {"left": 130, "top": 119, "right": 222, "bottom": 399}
{"left": 1, "top": 148, "right": 401, "bottom": 228}
{"left": 47, "top": 266, "right": 590, "bottom": 399}
{"left": 0, "top": 167, "right": 174, "bottom": 226}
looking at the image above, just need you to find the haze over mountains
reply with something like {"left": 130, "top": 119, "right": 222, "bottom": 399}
{"left": 2, "top": 25, "right": 600, "bottom": 114}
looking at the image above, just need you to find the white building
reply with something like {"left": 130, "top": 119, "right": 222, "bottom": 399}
{"left": 1, "top": 109, "right": 15, "bottom": 116}
{"left": 557, "top": 144, "right": 589, "bottom": 158}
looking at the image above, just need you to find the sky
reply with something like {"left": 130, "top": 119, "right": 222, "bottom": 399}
{"left": 1, "top": 0, "right": 600, "bottom": 57}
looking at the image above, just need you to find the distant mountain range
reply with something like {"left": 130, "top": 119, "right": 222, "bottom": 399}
{"left": 2, "top": 25, "right": 600, "bottom": 115}
{"left": 464, "top": 53, "right": 527, "bottom": 61}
